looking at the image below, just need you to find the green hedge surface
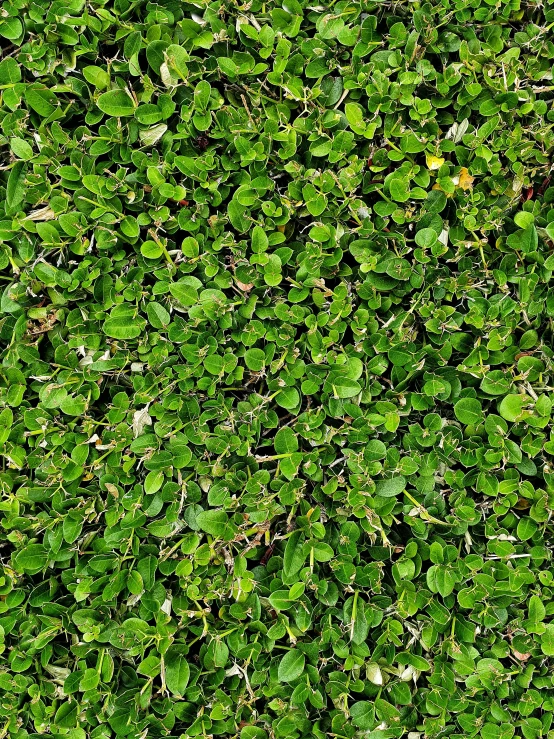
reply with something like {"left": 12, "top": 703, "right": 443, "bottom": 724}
{"left": 2, "top": 0, "right": 554, "bottom": 737}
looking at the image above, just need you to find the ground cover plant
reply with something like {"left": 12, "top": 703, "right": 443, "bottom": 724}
{"left": 2, "top": 0, "right": 554, "bottom": 737}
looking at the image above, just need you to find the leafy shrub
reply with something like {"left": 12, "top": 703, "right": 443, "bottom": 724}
{"left": 2, "top": 0, "right": 554, "bottom": 737}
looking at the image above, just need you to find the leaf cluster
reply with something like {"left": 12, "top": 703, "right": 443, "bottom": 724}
{"left": 2, "top": 0, "right": 554, "bottom": 737}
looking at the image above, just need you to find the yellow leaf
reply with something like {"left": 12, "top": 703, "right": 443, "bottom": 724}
{"left": 426, "top": 153, "right": 445, "bottom": 171}
{"left": 457, "top": 167, "right": 474, "bottom": 191}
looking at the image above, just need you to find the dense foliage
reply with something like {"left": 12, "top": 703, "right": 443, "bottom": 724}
{"left": 2, "top": 0, "right": 554, "bottom": 737}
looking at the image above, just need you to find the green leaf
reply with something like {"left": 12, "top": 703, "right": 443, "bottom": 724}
{"left": 166, "top": 44, "right": 189, "bottom": 79}
{"left": 146, "top": 302, "right": 170, "bottom": 329}
{"left": 364, "top": 439, "right": 387, "bottom": 461}
{"left": 13, "top": 544, "right": 48, "bottom": 575}
{"left": 283, "top": 530, "right": 306, "bottom": 584}
{"left": 127, "top": 570, "right": 144, "bottom": 595}
{"left": 498, "top": 394, "right": 531, "bottom": 422}
{"left": 350, "top": 701, "right": 373, "bottom": 730}
{"left": 454, "top": 397, "right": 484, "bottom": 425}
{"left": 0, "top": 18, "right": 22, "bottom": 40}
{"left": 241, "top": 728, "right": 268, "bottom": 739}
{"left": 251, "top": 225, "right": 268, "bottom": 253}
{"left": 124, "top": 30, "right": 142, "bottom": 58}
{"left": 540, "top": 624, "right": 554, "bottom": 656}
{"left": 10, "top": 138, "right": 33, "bottom": 161}
{"left": 97, "top": 89, "right": 137, "bottom": 116}
{"left": 0, "top": 57, "right": 21, "bottom": 84}
{"left": 276, "top": 387, "right": 300, "bottom": 410}
{"left": 170, "top": 278, "right": 200, "bottom": 306}
{"left": 397, "top": 651, "right": 431, "bottom": 670}
{"left": 83, "top": 65, "right": 111, "bottom": 89}
{"left": 196, "top": 510, "right": 236, "bottom": 541}
{"left": 244, "top": 348, "right": 266, "bottom": 371}
{"left": 375, "top": 697, "right": 401, "bottom": 724}
{"left": 427, "top": 564, "right": 456, "bottom": 597}
{"left": 415, "top": 228, "right": 438, "bottom": 248}
{"left": 25, "top": 87, "right": 57, "bottom": 117}
{"left": 164, "top": 649, "right": 190, "bottom": 696}
{"left": 103, "top": 314, "right": 145, "bottom": 339}
{"left": 6, "top": 161, "right": 26, "bottom": 213}
{"left": 60, "top": 395, "right": 87, "bottom": 416}
{"left": 514, "top": 211, "right": 534, "bottom": 229}
{"left": 144, "top": 469, "right": 164, "bottom": 494}
{"left": 528, "top": 594, "right": 545, "bottom": 623}
{"left": 120, "top": 215, "right": 140, "bottom": 238}
{"left": 311, "top": 542, "right": 334, "bottom": 562}
{"left": 480, "top": 370, "right": 511, "bottom": 395}
{"left": 53, "top": 702, "right": 78, "bottom": 729}
{"left": 325, "top": 373, "right": 361, "bottom": 398}
{"left": 274, "top": 427, "right": 298, "bottom": 454}
{"left": 140, "top": 241, "right": 164, "bottom": 259}
{"left": 517, "top": 517, "right": 537, "bottom": 541}
{"left": 374, "top": 476, "right": 406, "bottom": 497}
{"left": 277, "top": 649, "right": 305, "bottom": 682}
{"left": 204, "top": 355, "right": 224, "bottom": 375}
{"left": 389, "top": 178, "right": 410, "bottom": 202}
{"left": 269, "top": 590, "right": 294, "bottom": 610}
{"left": 344, "top": 102, "right": 365, "bottom": 131}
